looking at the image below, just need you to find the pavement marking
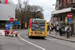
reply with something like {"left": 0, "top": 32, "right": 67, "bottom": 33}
{"left": 18, "top": 33, "right": 46, "bottom": 50}
{"left": 25, "top": 36, "right": 28, "bottom": 37}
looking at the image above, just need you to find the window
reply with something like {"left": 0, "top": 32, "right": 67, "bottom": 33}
{"left": 59, "top": 0, "right": 61, "bottom": 5}
{"left": 67, "top": 0, "right": 69, "bottom": 4}
{"left": 57, "top": 0, "right": 61, "bottom": 5}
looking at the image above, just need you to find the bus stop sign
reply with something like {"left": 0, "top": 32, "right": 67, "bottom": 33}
{"left": 68, "top": 18, "right": 72, "bottom": 23}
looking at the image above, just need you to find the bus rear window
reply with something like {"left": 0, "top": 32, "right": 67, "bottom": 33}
{"left": 33, "top": 19, "right": 45, "bottom": 23}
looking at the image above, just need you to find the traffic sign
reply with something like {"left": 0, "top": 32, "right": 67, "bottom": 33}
{"left": 67, "top": 13, "right": 72, "bottom": 18}
{"left": 15, "top": 21, "right": 20, "bottom": 25}
{"left": 53, "top": 16, "right": 58, "bottom": 21}
{"left": 10, "top": 17, "right": 14, "bottom": 22}
{"left": 68, "top": 18, "right": 72, "bottom": 23}
{"left": 10, "top": 22, "right": 13, "bottom": 26}
{"left": 6, "top": 27, "right": 9, "bottom": 31}
{"left": 5, "top": 24, "right": 9, "bottom": 28}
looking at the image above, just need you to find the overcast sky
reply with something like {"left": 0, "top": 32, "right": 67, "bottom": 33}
{"left": 12, "top": 0, "right": 56, "bottom": 22}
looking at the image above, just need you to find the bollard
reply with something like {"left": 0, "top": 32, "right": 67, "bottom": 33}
{"left": 67, "top": 31, "right": 71, "bottom": 38}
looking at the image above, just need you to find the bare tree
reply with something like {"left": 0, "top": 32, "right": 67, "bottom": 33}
{"left": 16, "top": 0, "right": 44, "bottom": 29}
{"left": 30, "top": 5, "right": 43, "bottom": 18}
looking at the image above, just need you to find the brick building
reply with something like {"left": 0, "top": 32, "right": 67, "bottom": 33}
{"left": 51, "top": 0, "right": 75, "bottom": 34}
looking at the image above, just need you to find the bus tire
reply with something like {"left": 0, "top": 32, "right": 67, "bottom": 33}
{"left": 42, "top": 37, "right": 45, "bottom": 39}
{"left": 28, "top": 36, "right": 31, "bottom": 38}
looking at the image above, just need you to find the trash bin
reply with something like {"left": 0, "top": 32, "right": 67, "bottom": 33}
{"left": 67, "top": 31, "right": 71, "bottom": 38}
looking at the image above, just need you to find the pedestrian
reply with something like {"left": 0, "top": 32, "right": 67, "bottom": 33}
{"left": 59, "top": 26, "right": 62, "bottom": 36}
{"left": 67, "top": 24, "right": 71, "bottom": 38}
{"left": 49, "top": 26, "right": 52, "bottom": 34}
{"left": 54, "top": 24, "right": 56, "bottom": 31}
{"left": 51, "top": 24, "right": 53, "bottom": 32}
{"left": 56, "top": 24, "right": 59, "bottom": 35}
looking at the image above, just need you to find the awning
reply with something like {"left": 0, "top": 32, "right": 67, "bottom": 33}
{"left": 51, "top": 7, "right": 71, "bottom": 15}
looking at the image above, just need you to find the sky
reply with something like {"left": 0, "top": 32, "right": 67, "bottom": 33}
{"left": 12, "top": 0, "right": 56, "bottom": 22}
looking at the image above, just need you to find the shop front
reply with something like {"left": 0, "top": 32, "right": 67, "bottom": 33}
{"left": 51, "top": 7, "right": 75, "bottom": 35}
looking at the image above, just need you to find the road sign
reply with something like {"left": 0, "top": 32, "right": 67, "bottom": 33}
{"left": 5, "top": 24, "right": 9, "bottom": 31}
{"left": 10, "top": 22, "right": 13, "bottom": 26}
{"left": 15, "top": 19, "right": 17, "bottom": 21}
{"left": 53, "top": 16, "right": 58, "bottom": 21}
{"left": 67, "top": 13, "right": 72, "bottom": 18}
{"left": 5, "top": 24, "right": 9, "bottom": 28}
{"left": 6, "top": 27, "right": 9, "bottom": 30}
{"left": 10, "top": 17, "right": 14, "bottom": 22}
{"left": 15, "top": 21, "right": 20, "bottom": 25}
{"left": 68, "top": 18, "right": 72, "bottom": 23}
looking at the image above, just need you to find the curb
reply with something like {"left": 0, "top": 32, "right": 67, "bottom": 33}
{"left": 48, "top": 35, "right": 75, "bottom": 43}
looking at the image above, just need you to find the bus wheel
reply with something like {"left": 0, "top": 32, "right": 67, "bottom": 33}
{"left": 42, "top": 37, "right": 45, "bottom": 39}
{"left": 28, "top": 36, "right": 31, "bottom": 38}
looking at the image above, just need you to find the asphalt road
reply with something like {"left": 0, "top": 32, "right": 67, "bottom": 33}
{"left": 0, "top": 29, "right": 75, "bottom": 50}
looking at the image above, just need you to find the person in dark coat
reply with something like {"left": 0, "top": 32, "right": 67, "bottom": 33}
{"left": 59, "top": 26, "right": 62, "bottom": 36}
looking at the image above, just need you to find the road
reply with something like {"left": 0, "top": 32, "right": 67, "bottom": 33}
{"left": 0, "top": 29, "right": 75, "bottom": 50}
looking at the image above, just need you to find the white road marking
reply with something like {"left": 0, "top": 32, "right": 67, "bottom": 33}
{"left": 25, "top": 36, "right": 28, "bottom": 37}
{"left": 18, "top": 33, "right": 46, "bottom": 50}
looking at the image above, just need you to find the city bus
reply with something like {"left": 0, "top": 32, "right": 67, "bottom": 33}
{"left": 28, "top": 19, "right": 47, "bottom": 38}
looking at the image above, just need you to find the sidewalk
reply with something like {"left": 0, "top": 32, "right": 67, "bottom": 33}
{"left": 48, "top": 31, "right": 75, "bottom": 42}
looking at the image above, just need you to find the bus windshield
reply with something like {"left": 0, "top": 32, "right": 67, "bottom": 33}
{"left": 31, "top": 19, "right": 45, "bottom": 31}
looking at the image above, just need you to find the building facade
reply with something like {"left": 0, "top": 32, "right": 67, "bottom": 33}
{"left": 0, "top": 4, "right": 15, "bottom": 29}
{"left": 51, "top": 0, "right": 75, "bottom": 35}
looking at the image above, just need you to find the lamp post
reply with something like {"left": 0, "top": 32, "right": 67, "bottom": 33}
{"left": 65, "top": 17, "right": 68, "bottom": 37}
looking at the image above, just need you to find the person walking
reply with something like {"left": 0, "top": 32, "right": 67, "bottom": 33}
{"left": 59, "top": 26, "right": 62, "bottom": 36}
{"left": 56, "top": 24, "right": 59, "bottom": 35}
{"left": 49, "top": 26, "right": 52, "bottom": 34}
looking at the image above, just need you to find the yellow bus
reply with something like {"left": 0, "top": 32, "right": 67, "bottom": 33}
{"left": 28, "top": 19, "right": 47, "bottom": 38}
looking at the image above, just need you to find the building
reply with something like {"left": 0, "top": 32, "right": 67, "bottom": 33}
{"left": 0, "top": 4, "right": 15, "bottom": 29}
{"left": 51, "top": 0, "right": 75, "bottom": 35}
